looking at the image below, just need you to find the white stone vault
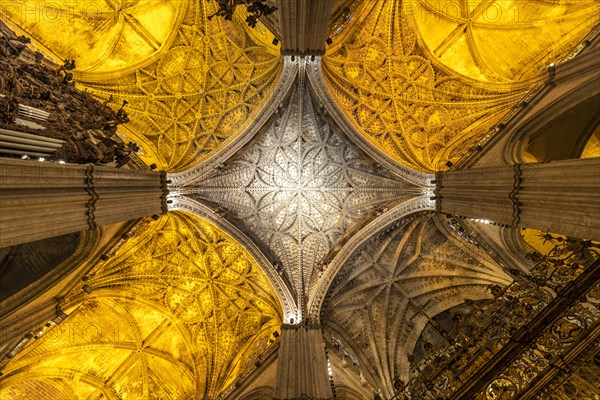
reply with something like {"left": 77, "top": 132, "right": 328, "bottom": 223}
{"left": 167, "top": 56, "right": 436, "bottom": 323}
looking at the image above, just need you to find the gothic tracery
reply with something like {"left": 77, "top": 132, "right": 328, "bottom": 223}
{"left": 322, "top": 213, "right": 511, "bottom": 396}
{"left": 0, "top": 0, "right": 599, "bottom": 399}
{"left": 0, "top": 212, "right": 282, "bottom": 398}
{"left": 322, "top": 0, "right": 599, "bottom": 171}
{"left": 183, "top": 64, "right": 420, "bottom": 307}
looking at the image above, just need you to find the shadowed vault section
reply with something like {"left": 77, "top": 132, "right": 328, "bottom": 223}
{"left": 322, "top": 213, "right": 512, "bottom": 397}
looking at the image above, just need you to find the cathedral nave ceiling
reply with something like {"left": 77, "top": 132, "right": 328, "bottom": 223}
{"left": 0, "top": 212, "right": 282, "bottom": 399}
{"left": 0, "top": 0, "right": 598, "bottom": 398}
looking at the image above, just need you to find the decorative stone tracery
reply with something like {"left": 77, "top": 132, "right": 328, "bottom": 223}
{"left": 0, "top": 212, "right": 283, "bottom": 399}
{"left": 174, "top": 57, "right": 428, "bottom": 321}
{"left": 0, "top": 2, "right": 599, "bottom": 399}
{"left": 321, "top": 213, "right": 512, "bottom": 397}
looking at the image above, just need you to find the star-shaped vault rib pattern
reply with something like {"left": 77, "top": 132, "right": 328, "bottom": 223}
{"left": 77, "top": 0, "right": 281, "bottom": 172}
{"left": 322, "top": 213, "right": 512, "bottom": 397}
{"left": 187, "top": 70, "right": 420, "bottom": 305}
{"left": 0, "top": 212, "right": 282, "bottom": 399}
{"left": 323, "top": 0, "right": 533, "bottom": 172}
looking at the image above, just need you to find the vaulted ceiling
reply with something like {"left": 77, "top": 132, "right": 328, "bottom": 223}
{"left": 322, "top": 0, "right": 599, "bottom": 170}
{"left": 5, "top": 0, "right": 597, "bottom": 172}
{"left": 3, "top": 0, "right": 282, "bottom": 171}
{"left": 1, "top": 0, "right": 598, "bottom": 398}
{"left": 322, "top": 213, "right": 512, "bottom": 397}
{"left": 0, "top": 212, "right": 282, "bottom": 398}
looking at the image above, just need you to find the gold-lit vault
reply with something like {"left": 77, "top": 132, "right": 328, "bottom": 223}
{"left": 1, "top": 0, "right": 185, "bottom": 74}
{"left": 521, "top": 227, "right": 561, "bottom": 256}
{"left": 0, "top": 212, "right": 282, "bottom": 399}
{"left": 4, "top": 0, "right": 282, "bottom": 172}
{"left": 411, "top": 0, "right": 600, "bottom": 82}
{"left": 581, "top": 126, "right": 600, "bottom": 159}
{"left": 322, "top": 0, "right": 600, "bottom": 171}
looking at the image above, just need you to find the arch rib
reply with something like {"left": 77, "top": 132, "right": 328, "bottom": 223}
{"left": 307, "top": 195, "right": 435, "bottom": 321}
{"left": 168, "top": 195, "right": 299, "bottom": 323}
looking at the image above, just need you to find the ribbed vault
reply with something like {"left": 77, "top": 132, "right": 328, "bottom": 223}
{"left": 3, "top": 0, "right": 282, "bottom": 172}
{"left": 1, "top": 1, "right": 599, "bottom": 398}
{"left": 0, "top": 297, "right": 197, "bottom": 399}
{"left": 322, "top": 0, "right": 600, "bottom": 171}
{"left": 1, "top": 0, "right": 186, "bottom": 74}
{"left": 181, "top": 62, "right": 421, "bottom": 317}
{"left": 0, "top": 212, "right": 282, "bottom": 399}
{"left": 411, "top": 0, "right": 600, "bottom": 82}
{"left": 321, "top": 212, "right": 512, "bottom": 397}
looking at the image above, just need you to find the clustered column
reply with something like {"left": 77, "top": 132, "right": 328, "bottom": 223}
{"left": 436, "top": 157, "right": 600, "bottom": 240}
{"left": 274, "top": 324, "right": 334, "bottom": 400}
{"left": 0, "top": 158, "right": 168, "bottom": 248}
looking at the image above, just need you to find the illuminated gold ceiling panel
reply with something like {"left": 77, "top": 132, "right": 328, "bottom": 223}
{"left": 411, "top": 0, "right": 600, "bottom": 82}
{"left": 322, "top": 0, "right": 599, "bottom": 171}
{"left": 323, "top": 0, "right": 523, "bottom": 171}
{"left": 0, "top": 212, "right": 282, "bottom": 399}
{"left": 581, "top": 127, "right": 600, "bottom": 159}
{"left": 0, "top": 298, "right": 197, "bottom": 399}
{"left": 81, "top": 1, "right": 280, "bottom": 172}
{"left": 2, "top": 0, "right": 185, "bottom": 74}
{"left": 5, "top": 0, "right": 281, "bottom": 172}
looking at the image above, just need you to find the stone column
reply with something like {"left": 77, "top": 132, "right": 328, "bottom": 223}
{"left": 436, "top": 158, "right": 600, "bottom": 240}
{"left": 279, "top": 0, "right": 334, "bottom": 55}
{"left": 0, "top": 158, "right": 168, "bottom": 247}
{"left": 274, "top": 324, "right": 333, "bottom": 400}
